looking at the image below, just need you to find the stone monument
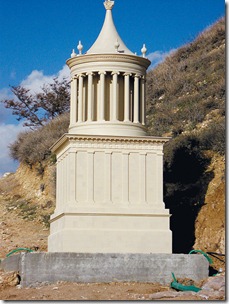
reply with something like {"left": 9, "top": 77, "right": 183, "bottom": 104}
{"left": 48, "top": 0, "right": 172, "bottom": 253}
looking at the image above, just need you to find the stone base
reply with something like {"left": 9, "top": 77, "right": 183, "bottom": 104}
{"left": 48, "top": 211, "right": 172, "bottom": 253}
{"left": 0, "top": 252, "right": 209, "bottom": 287}
{"left": 49, "top": 134, "right": 172, "bottom": 254}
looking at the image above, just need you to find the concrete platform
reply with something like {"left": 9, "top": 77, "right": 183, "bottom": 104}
{"left": 0, "top": 252, "right": 209, "bottom": 287}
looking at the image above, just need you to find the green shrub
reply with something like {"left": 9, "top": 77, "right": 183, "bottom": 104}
{"left": 10, "top": 113, "right": 69, "bottom": 166}
{"left": 199, "top": 119, "right": 225, "bottom": 155}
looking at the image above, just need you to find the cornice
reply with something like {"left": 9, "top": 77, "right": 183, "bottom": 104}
{"left": 51, "top": 133, "right": 171, "bottom": 153}
{"left": 66, "top": 53, "right": 151, "bottom": 69}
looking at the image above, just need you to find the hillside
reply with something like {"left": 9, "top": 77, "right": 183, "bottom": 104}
{"left": 146, "top": 17, "right": 225, "bottom": 140}
{"left": 146, "top": 17, "right": 225, "bottom": 262}
{"left": 0, "top": 18, "right": 225, "bottom": 270}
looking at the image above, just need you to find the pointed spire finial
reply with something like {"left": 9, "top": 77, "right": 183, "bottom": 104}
{"left": 104, "top": 0, "right": 114, "bottom": 10}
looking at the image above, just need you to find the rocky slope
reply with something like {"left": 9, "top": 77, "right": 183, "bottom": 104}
{"left": 194, "top": 153, "right": 225, "bottom": 268}
{"left": 0, "top": 162, "right": 55, "bottom": 257}
{"left": 146, "top": 17, "right": 225, "bottom": 260}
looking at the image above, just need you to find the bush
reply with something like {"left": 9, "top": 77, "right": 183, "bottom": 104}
{"left": 163, "top": 134, "right": 212, "bottom": 253}
{"left": 10, "top": 113, "right": 69, "bottom": 166}
{"left": 199, "top": 119, "right": 225, "bottom": 155}
{"left": 164, "top": 134, "right": 208, "bottom": 184}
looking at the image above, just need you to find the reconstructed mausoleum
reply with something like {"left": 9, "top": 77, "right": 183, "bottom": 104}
{"left": 48, "top": 0, "right": 172, "bottom": 253}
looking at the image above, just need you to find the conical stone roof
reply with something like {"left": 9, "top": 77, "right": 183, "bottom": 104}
{"left": 87, "top": 0, "right": 134, "bottom": 55}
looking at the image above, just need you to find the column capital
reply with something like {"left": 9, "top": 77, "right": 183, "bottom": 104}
{"left": 86, "top": 72, "right": 94, "bottom": 76}
{"left": 111, "top": 71, "right": 120, "bottom": 76}
{"left": 71, "top": 75, "right": 78, "bottom": 81}
{"left": 78, "top": 73, "right": 86, "bottom": 78}
{"left": 141, "top": 75, "right": 146, "bottom": 81}
{"left": 123, "top": 72, "right": 132, "bottom": 77}
{"left": 134, "top": 73, "right": 141, "bottom": 78}
{"left": 98, "top": 71, "right": 107, "bottom": 75}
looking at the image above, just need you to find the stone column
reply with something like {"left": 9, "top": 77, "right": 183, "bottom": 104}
{"left": 111, "top": 71, "right": 119, "bottom": 121}
{"left": 134, "top": 74, "right": 140, "bottom": 123}
{"left": 141, "top": 76, "right": 146, "bottom": 125}
{"left": 98, "top": 71, "right": 106, "bottom": 121}
{"left": 124, "top": 73, "right": 131, "bottom": 122}
{"left": 70, "top": 76, "right": 78, "bottom": 125}
{"left": 87, "top": 72, "right": 94, "bottom": 122}
{"left": 78, "top": 74, "right": 84, "bottom": 123}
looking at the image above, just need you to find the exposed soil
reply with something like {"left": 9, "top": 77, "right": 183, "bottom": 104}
{"left": 0, "top": 270, "right": 225, "bottom": 301}
{"left": 0, "top": 280, "right": 168, "bottom": 301}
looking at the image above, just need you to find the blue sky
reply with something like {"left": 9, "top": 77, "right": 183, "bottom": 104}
{"left": 0, "top": 0, "right": 225, "bottom": 175}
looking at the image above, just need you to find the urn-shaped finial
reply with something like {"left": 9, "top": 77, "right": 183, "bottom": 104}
{"left": 141, "top": 44, "right": 147, "bottom": 57}
{"left": 71, "top": 49, "right": 76, "bottom": 58}
{"left": 77, "top": 41, "right": 83, "bottom": 55}
{"left": 114, "top": 39, "right": 120, "bottom": 52}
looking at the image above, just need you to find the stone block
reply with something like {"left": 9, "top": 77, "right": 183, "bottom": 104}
{"left": 0, "top": 252, "right": 209, "bottom": 287}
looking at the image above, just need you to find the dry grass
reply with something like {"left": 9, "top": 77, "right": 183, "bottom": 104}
{"left": 146, "top": 17, "right": 225, "bottom": 151}
{"left": 9, "top": 113, "right": 69, "bottom": 167}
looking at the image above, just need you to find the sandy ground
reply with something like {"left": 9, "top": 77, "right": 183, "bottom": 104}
{"left": 0, "top": 281, "right": 170, "bottom": 301}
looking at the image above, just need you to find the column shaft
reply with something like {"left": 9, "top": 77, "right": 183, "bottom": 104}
{"left": 70, "top": 76, "right": 77, "bottom": 125}
{"left": 134, "top": 75, "right": 140, "bottom": 123}
{"left": 141, "top": 77, "right": 146, "bottom": 124}
{"left": 124, "top": 73, "right": 130, "bottom": 122}
{"left": 98, "top": 72, "right": 106, "bottom": 121}
{"left": 78, "top": 74, "right": 84, "bottom": 123}
{"left": 111, "top": 72, "right": 119, "bottom": 121}
{"left": 87, "top": 73, "right": 93, "bottom": 121}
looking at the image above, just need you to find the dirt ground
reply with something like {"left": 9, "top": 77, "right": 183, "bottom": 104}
{"left": 0, "top": 275, "right": 225, "bottom": 301}
{"left": 0, "top": 280, "right": 169, "bottom": 301}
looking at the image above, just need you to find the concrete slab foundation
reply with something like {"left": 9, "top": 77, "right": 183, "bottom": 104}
{"left": 0, "top": 252, "right": 209, "bottom": 287}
